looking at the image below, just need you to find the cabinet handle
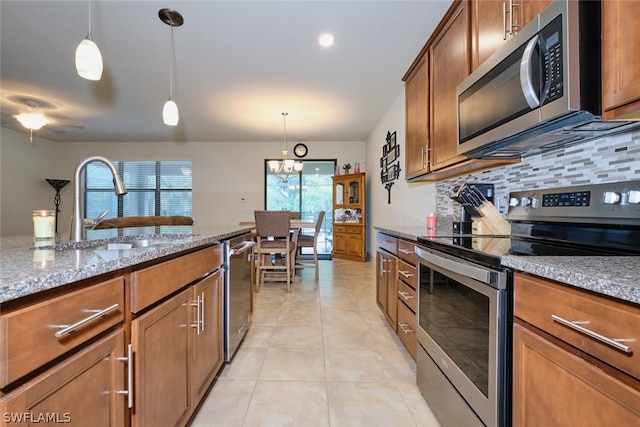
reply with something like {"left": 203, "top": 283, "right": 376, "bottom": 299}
{"left": 551, "top": 314, "right": 632, "bottom": 354}
{"left": 54, "top": 303, "right": 119, "bottom": 338}
{"left": 398, "top": 322, "right": 414, "bottom": 335}
{"left": 503, "top": 2, "right": 508, "bottom": 40}
{"left": 397, "top": 248, "right": 413, "bottom": 255}
{"left": 191, "top": 296, "right": 201, "bottom": 335}
{"left": 398, "top": 291, "right": 414, "bottom": 301}
{"left": 117, "top": 344, "right": 134, "bottom": 409}
{"left": 398, "top": 270, "right": 414, "bottom": 279}
{"left": 510, "top": 0, "right": 519, "bottom": 33}
{"left": 200, "top": 291, "right": 205, "bottom": 332}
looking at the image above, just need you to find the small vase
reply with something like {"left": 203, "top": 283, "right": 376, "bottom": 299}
{"left": 343, "top": 168, "right": 351, "bottom": 175}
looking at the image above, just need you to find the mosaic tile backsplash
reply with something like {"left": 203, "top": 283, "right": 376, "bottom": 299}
{"left": 437, "top": 129, "right": 640, "bottom": 220}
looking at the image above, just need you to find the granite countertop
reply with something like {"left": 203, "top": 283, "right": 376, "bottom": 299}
{"left": 374, "top": 225, "right": 640, "bottom": 306}
{"left": 0, "top": 225, "right": 253, "bottom": 304}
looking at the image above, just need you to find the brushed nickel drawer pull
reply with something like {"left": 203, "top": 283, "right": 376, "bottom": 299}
{"left": 398, "top": 291, "right": 414, "bottom": 301}
{"left": 551, "top": 314, "right": 632, "bottom": 354}
{"left": 191, "top": 296, "right": 201, "bottom": 334}
{"left": 117, "top": 344, "right": 134, "bottom": 408}
{"left": 398, "top": 270, "right": 414, "bottom": 279}
{"left": 54, "top": 303, "right": 119, "bottom": 338}
{"left": 398, "top": 322, "right": 414, "bottom": 335}
{"left": 398, "top": 248, "right": 413, "bottom": 255}
{"left": 200, "top": 291, "right": 205, "bottom": 332}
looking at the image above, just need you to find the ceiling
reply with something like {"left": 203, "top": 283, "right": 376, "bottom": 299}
{"left": 0, "top": 1, "right": 450, "bottom": 143}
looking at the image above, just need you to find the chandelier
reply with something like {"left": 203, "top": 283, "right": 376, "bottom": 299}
{"left": 268, "top": 112, "right": 303, "bottom": 182}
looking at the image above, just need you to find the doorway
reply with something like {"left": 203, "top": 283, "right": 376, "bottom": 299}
{"left": 265, "top": 159, "right": 335, "bottom": 257}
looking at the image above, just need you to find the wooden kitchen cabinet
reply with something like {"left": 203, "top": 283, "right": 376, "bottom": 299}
{"left": 404, "top": 53, "right": 430, "bottom": 180}
{"left": 470, "top": 0, "right": 551, "bottom": 70}
{"left": 1, "top": 329, "right": 126, "bottom": 426}
{"left": 193, "top": 268, "right": 224, "bottom": 403}
{"left": 132, "top": 287, "right": 194, "bottom": 427}
{"left": 332, "top": 173, "right": 366, "bottom": 261}
{"left": 429, "top": 0, "right": 470, "bottom": 171}
{"left": 602, "top": 0, "right": 640, "bottom": 120}
{"left": 396, "top": 240, "right": 417, "bottom": 360}
{"left": 513, "top": 272, "right": 640, "bottom": 426}
{"left": 376, "top": 248, "right": 397, "bottom": 330}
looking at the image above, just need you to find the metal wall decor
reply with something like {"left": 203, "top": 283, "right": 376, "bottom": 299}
{"left": 380, "top": 131, "right": 400, "bottom": 204}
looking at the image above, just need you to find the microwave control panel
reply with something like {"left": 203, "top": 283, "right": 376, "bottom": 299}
{"left": 541, "top": 15, "right": 564, "bottom": 105}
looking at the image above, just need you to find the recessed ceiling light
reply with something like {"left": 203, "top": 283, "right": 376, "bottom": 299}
{"left": 318, "top": 33, "right": 335, "bottom": 48}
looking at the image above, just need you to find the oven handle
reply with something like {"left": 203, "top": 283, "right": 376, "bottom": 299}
{"left": 416, "top": 246, "right": 497, "bottom": 285}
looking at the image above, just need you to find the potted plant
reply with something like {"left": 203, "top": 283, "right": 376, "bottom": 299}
{"left": 342, "top": 163, "right": 352, "bottom": 174}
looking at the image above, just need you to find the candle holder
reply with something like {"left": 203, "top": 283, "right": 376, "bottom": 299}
{"left": 45, "top": 178, "right": 71, "bottom": 235}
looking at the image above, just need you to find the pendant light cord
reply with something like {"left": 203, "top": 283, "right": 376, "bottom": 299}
{"left": 282, "top": 112, "right": 288, "bottom": 155}
{"left": 169, "top": 24, "right": 175, "bottom": 100}
{"left": 87, "top": 1, "right": 93, "bottom": 38}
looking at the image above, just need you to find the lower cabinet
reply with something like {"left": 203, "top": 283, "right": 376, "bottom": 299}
{"left": 513, "top": 272, "right": 640, "bottom": 426}
{"left": 1, "top": 329, "right": 126, "bottom": 427}
{"left": 333, "top": 224, "right": 366, "bottom": 261}
{"left": 132, "top": 288, "right": 193, "bottom": 427}
{"left": 376, "top": 248, "right": 397, "bottom": 330}
{"left": 193, "top": 268, "right": 224, "bottom": 403}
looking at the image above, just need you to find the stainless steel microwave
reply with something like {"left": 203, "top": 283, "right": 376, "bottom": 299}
{"left": 456, "top": 0, "right": 638, "bottom": 159}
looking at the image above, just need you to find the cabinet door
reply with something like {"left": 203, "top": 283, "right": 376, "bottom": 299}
{"left": 193, "top": 269, "right": 223, "bottom": 402}
{"left": 470, "top": 0, "right": 516, "bottom": 70}
{"left": 375, "top": 250, "right": 387, "bottom": 313}
{"left": 1, "top": 330, "right": 126, "bottom": 427}
{"left": 405, "top": 54, "right": 430, "bottom": 179}
{"left": 376, "top": 249, "right": 397, "bottom": 329}
{"left": 430, "top": 1, "right": 469, "bottom": 171}
{"left": 132, "top": 288, "right": 193, "bottom": 427}
{"left": 602, "top": 0, "right": 640, "bottom": 119}
{"left": 513, "top": 323, "right": 640, "bottom": 426}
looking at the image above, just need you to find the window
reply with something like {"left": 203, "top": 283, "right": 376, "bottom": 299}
{"left": 84, "top": 161, "right": 192, "bottom": 221}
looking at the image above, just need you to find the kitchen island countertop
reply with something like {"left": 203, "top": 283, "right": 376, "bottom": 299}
{"left": 0, "top": 225, "right": 253, "bottom": 304}
{"left": 374, "top": 225, "right": 640, "bottom": 306}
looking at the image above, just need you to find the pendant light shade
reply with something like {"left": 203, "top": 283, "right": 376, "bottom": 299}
{"left": 75, "top": 36, "right": 103, "bottom": 81}
{"left": 15, "top": 112, "right": 49, "bottom": 130}
{"left": 163, "top": 99, "right": 179, "bottom": 126}
{"left": 76, "top": 2, "right": 103, "bottom": 81}
{"left": 159, "top": 9, "right": 183, "bottom": 127}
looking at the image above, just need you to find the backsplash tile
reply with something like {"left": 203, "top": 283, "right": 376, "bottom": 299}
{"left": 437, "top": 129, "right": 640, "bottom": 219}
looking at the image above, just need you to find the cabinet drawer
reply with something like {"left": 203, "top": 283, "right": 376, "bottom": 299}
{"left": 397, "top": 259, "right": 416, "bottom": 290}
{"left": 1, "top": 276, "right": 125, "bottom": 387}
{"left": 376, "top": 233, "right": 397, "bottom": 254}
{"left": 334, "top": 224, "right": 361, "bottom": 234}
{"left": 397, "top": 239, "right": 416, "bottom": 265}
{"left": 131, "top": 245, "right": 223, "bottom": 313}
{"left": 397, "top": 299, "right": 417, "bottom": 360}
{"left": 515, "top": 272, "right": 640, "bottom": 381}
{"left": 397, "top": 279, "right": 416, "bottom": 313}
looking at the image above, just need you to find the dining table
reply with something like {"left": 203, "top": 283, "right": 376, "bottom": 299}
{"left": 238, "top": 219, "right": 315, "bottom": 229}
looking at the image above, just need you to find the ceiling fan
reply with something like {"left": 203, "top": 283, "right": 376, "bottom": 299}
{"left": 0, "top": 97, "right": 84, "bottom": 142}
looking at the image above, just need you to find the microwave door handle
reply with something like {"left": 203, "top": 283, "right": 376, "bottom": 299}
{"left": 520, "top": 35, "right": 541, "bottom": 109}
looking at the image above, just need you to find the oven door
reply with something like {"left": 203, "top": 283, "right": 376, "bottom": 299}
{"left": 415, "top": 246, "right": 508, "bottom": 427}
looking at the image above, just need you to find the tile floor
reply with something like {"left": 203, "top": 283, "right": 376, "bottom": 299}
{"left": 190, "top": 259, "right": 441, "bottom": 427}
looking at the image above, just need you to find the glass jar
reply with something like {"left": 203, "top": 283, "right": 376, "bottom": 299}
{"left": 33, "top": 210, "right": 55, "bottom": 240}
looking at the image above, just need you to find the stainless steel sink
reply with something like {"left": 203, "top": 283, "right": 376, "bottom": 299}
{"left": 98, "top": 239, "right": 171, "bottom": 250}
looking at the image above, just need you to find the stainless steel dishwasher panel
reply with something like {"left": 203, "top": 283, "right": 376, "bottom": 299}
{"left": 224, "top": 233, "right": 255, "bottom": 361}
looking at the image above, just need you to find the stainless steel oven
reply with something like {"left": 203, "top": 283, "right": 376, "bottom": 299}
{"left": 416, "top": 245, "right": 510, "bottom": 427}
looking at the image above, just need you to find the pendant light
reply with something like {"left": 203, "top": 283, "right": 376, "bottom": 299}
{"left": 75, "top": 1, "right": 103, "bottom": 81}
{"left": 159, "top": 8, "right": 183, "bottom": 126}
{"left": 269, "top": 113, "right": 303, "bottom": 183}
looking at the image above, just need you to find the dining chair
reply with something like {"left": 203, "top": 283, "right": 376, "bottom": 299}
{"left": 295, "top": 211, "right": 325, "bottom": 280}
{"left": 253, "top": 210, "right": 297, "bottom": 292}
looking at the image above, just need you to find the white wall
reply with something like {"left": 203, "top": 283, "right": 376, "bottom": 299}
{"left": 0, "top": 126, "right": 365, "bottom": 236}
{"left": 365, "top": 90, "right": 437, "bottom": 252}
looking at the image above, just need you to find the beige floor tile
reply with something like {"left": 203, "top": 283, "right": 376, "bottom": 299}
{"left": 326, "top": 381, "right": 417, "bottom": 427}
{"left": 270, "top": 324, "right": 323, "bottom": 348}
{"left": 241, "top": 323, "right": 275, "bottom": 348}
{"left": 259, "top": 347, "right": 326, "bottom": 381}
{"left": 322, "top": 324, "right": 377, "bottom": 349}
{"left": 243, "top": 380, "right": 330, "bottom": 427}
{"left": 217, "top": 348, "right": 267, "bottom": 380}
{"left": 325, "top": 348, "right": 393, "bottom": 382}
{"left": 189, "top": 380, "right": 255, "bottom": 427}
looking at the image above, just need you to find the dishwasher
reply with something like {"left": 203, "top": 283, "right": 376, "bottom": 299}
{"left": 223, "top": 233, "right": 255, "bottom": 361}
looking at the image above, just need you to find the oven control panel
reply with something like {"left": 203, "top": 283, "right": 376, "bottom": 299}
{"left": 507, "top": 180, "right": 640, "bottom": 225}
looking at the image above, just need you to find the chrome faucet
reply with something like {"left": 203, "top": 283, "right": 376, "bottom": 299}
{"left": 71, "top": 156, "right": 127, "bottom": 241}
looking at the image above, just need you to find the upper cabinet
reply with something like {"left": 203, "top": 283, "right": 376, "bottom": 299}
{"left": 430, "top": 1, "right": 469, "bottom": 171}
{"left": 470, "top": 0, "right": 552, "bottom": 71}
{"left": 404, "top": 54, "right": 430, "bottom": 180}
{"left": 602, "top": 0, "right": 640, "bottom": 120}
